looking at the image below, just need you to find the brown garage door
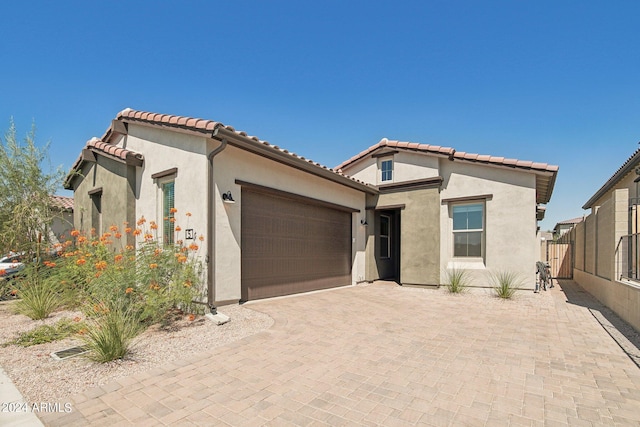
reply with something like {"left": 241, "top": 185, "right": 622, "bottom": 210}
{"left": 241, "top": 188, "right": 352, "bottom": 301}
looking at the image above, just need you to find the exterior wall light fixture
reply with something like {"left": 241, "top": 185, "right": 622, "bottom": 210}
{"left": 222, "top": 191, "right": 235, "bottom": 204}
{"left": 360, "top": 219, "right": 368, "bottom": 226}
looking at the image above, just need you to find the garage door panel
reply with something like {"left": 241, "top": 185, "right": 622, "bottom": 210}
{"left": 241, "top": 189, "right": 352, "bottom": 301}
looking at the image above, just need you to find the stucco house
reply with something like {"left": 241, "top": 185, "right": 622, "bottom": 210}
{"left": 553, "top": 216, "right": 584, "bottom": 240}
{"left": 64, "top": 108, "right": 558, "bottom": 308}
{"left": 49, "top": 195, "right": 74, "bottom": 247}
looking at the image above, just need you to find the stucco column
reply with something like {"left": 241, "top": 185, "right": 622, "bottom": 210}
{"left": 613, "top": 188, "right": 629, "bottom": 280}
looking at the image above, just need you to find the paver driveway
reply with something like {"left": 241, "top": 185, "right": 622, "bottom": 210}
{"left": 40, "top": 281, "right": 640, "bottom": 426}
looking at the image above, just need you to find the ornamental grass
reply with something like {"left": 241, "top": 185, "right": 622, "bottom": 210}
{"left": 443, "top": 267, "right": 470, "bottom": 293}
{"left": 14, "top": 265, "right": 62, "bottom": 320}
{"left": 490, "top": 270, "right": 522, "bottom": 299}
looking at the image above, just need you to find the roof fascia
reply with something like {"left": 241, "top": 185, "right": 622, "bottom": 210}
{"left": 213, "top": 127, "right": 377, "bottom": 195}
{"left": 540, "top": 169, "right": 558, "bottom": 205}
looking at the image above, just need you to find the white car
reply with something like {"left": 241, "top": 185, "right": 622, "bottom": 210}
{"left": 0, "top": 253, "right": 25, "bottom": 279}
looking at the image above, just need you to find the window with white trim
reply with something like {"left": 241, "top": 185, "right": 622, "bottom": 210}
{"left": 453, "top": 203, "right": 483, "bottom": 257}
{"left": 380, "top": 159, "right": 393, "bottom": 182}
{"left": 380, "top": 215, "right": 391, "bottom": 258}
{"left": 162, "top": 181, "right": 175, "bottom": 245}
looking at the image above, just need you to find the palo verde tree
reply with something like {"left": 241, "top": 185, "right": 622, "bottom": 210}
{"left": 0, "top": 119, "right": 65, "bottom": 261}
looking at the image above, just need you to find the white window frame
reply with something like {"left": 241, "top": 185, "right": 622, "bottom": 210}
{"left": 380, "top": 158, "right": 393, "bottom": 182}
{"left": 452, "top": 203, "right": 484, "bottom": 258}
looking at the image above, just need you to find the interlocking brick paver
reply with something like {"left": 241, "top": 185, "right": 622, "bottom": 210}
{"left": 37, "top": 280, "right": 640, "bottom": 426}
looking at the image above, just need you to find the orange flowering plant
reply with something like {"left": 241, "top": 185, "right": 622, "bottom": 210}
{"left": 50, "top": 212, "right": 205, "bottom": 325}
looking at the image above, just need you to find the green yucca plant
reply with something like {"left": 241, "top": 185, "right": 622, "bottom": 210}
{"left": 490, "top": 271, "right": 522, "bottom": 299}
{"left": 444, "top": 268, "right": 470, "bottom": 293}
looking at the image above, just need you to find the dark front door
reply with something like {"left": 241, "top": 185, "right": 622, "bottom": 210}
{"left": 377, "top": 210, "right": 401, "bottom": 282}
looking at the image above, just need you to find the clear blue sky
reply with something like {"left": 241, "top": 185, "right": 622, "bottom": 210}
{"left": 2, "top": 1, "right": 639, "bottom": 231}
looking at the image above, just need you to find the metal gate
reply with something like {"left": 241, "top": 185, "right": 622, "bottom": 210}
{"left": 547, "top": 242, "right": 573, "bottom": 279}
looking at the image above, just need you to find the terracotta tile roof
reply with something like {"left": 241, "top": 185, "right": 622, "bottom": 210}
{"left": 116, "top": 108, "right": 220, "bottom": 134}
{"left": 337, "top": 138, "right": 559, "bottom": 204}
{"left": 90, "top": 138, "right": 142, "bottom": 163}
{"left": 555, "top": 216, "right": 584, "bottom": 226}
{"left": 64, "top": 137, "right": 144, "bottom": 189}
{"left": 337, "top": 139, "right": 455, "bottom": 170}
{"left": 583, "top": 147, "right": 640, "bottom": 209}
{"left": 116, "top": 108, "right": 374, "bottom": 191}
{"left": 50, "top": 195, "right": 73, "bottom": 211}
{"left": 336, "top": 138, "right": 559, "bottom": 174}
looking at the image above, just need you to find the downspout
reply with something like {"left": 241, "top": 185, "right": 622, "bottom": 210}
{"left": 206, "top": 135, "right": 228, "bottom": 314}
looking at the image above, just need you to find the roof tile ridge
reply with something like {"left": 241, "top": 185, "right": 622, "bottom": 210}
{"left": 117, "top": 109, "right": 373, "bottom": 188}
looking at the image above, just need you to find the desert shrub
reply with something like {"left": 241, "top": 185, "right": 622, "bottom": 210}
{"left": 5, "top": 318, "right": 85, "bottom": 347}
{"left": 490, "top": 271, "right": 522, "bottom": 299}
{"left": 14, "top": 266, "right": 62, "bottom": 320}
{"left": 81, "top": 302, "right": 142, "bottom": 362}
{"left": 444, "top": 268, "right": 470, "bottom": 293}
{"left": 50, "top": 211, "right": 204, "bottom": 335}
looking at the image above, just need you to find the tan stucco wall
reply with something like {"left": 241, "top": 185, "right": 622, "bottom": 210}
{"left": 72, "top": 156, "right": 135, "bottom": 243}
{"left": 393, "top": 152, "right": 440, "bottom": 183}
{"left": 50, "top": 211, "right": 73, "bottom": 243}
{"left": 584, "top": 214, "right": 596, "bottom": 275}
{"left": 342, "top": 151, "right": 441, "bottom": 186}
{"left": 596, "top": 199, "right": 613, "bottom": 280}
{"left": 124, "top": 125, "right": 210, "bottom": 244}
{"left": 574, "top": 221, "right": 585, "bottom": 271}
{"left": 577, "top": 188, "right": 629, "bottom": 282}
{"left": 365, "top": 187, "right": 440, "bottom": 285}
{"left": 118, "top": 126, "right": 214, "bottom": 303}
{"left": 439, "top": 160, "right": 538, "bottom": 288}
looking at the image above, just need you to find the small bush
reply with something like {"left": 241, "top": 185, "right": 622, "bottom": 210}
{"left": 490, "top": 271, "right": 522, "bottom": 299}
{"left": 444, "top": 268, "right": 470, "bottom": 293}
{"left": 0, "top": 277, "right": 19, "bottom": 301}
{"left": 5, "top": 318, "right": 85, "bottom": 347}
{"left": 81, "top": 303, "right": 142, "bottom": 362}
{"left": 14, "top": 268, "right": 62, "bottom": 320}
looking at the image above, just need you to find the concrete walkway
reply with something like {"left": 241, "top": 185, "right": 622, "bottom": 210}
{"left": 0, "top": 365, "right": 44, "bottom": 426}
{"left": 38, "top": 280, "right": 640, "bottom": 426}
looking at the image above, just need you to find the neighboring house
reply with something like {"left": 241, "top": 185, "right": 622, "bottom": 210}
{"left": 49, "top": 195, "right": 74, "bottom": 246}
{"left": 64, "top": 109, "right": 558, "bottom": 308}
{"left": 563, "top": 147, "right": 640, "bottom": 332}
{"left": 553, "top": 216, "right": 584, "bottom": 240}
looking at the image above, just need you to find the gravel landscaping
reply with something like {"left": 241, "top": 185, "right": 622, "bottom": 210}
{"left": 0, "top": 300, "right": 273, "bottom": 403}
